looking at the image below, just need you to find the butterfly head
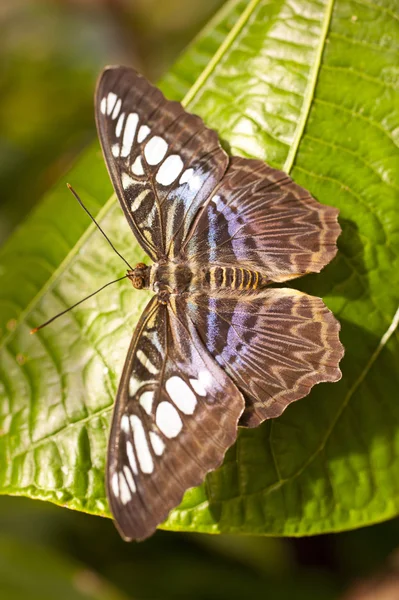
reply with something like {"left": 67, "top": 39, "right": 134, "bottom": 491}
{"left": 127, "top": 263, "right": 150, "bottom": 290}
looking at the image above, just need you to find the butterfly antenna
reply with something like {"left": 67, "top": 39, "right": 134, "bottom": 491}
{"left": 30, "top": 275, "right": 128, "bottom": 334}
{"left": 67, "top": 183, "right": 134, "bottom": 271}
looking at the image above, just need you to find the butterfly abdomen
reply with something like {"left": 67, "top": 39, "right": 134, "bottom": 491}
{"left": 203, "top": 266, "right": 262, "bottom": 291}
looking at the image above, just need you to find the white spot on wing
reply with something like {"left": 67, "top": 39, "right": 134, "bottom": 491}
{"left": 131, "top": 155, "right": 144, "bottom": 176}
{"left": 138, "top": 125, "right": 151, "bottom": 143}
{"left": 150, "top": 431, "right": 165, "bottom": 456}
{"left": 122, "top": 172, "right": 134, "bottom": 190}
{"left": 190, "top": 370, "right": 212, "bottom": 397}
{"left": 121, "top": 112, "right": 139, "bottom": 157}
{"left": 129, "top": 376, "right": 140, "bottom": 397}
{"left": 115, "top": 113, "right": 125, "bottom": 137}
{"left": 107, "top": 92, "right": 117, "bottom": 115}
{"left": 156, "top": 155, "right": 184, "bottom": 186}
{"left": 131, "top": 189, "right": 149, "bottom": 212}
{"left": 144, "top": 136, "right": 168, "bottom": 165}
{"left": 119, "top": 472, "right": 132, "bottom": 504}
{"left": 121, "top": 414, "right": 130, "bottom": 433}
{"left": 100, "top": 97, "right": 107, "bottom": 115}
{"left": 179, "top": 168, "right": 202, "bottom": 192}
{"left": 200, "top": 369, "right": 213, "bottom": 388}
{"left": 189, "top": 378, "right": 206, "bottom": 396}
{"left": 126, "top": 441, "right": 138, "bottom": 475}
{"left": 140, "top": 391, "right": 154, "bottom": 415}
{"left": 179, "top": 168, "right": 193, "bottom": 184}
{"left": 111, "top": 472, "right": 119, "bottom": 497}
{"left": 156, "top": 401, "right": 183, "bottom": 438}
{"left": 111, "top": 98, "right": 121, "bottom": 119}
{"left": 137, "top": 349, "right": 158, "bottom": 375}
{"left": 112, "top": 144, "right": 120, "bottom": 157}
{"left": 130, "top": 415, "right": 154, "bottom": 473}
{"left": 166, "top": 376, "right": 197, "bottom": 414}
{"left": 123, "top": 465, "right": 136, "bottom": 493}
{"left": 211, "top": 194, "right": 226, "bottom": 211}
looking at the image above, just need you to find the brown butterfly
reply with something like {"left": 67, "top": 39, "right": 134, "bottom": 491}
{"left": 56, "top": 66, "right": 346, "bottom": 541}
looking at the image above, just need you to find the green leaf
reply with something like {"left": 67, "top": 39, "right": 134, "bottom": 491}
{"left": 0, "top": 0, "right": 398, "bottom": 536}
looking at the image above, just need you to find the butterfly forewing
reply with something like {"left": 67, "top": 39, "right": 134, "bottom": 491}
{"left": 183, "top": 289, "right": 344, "bottom": 427}
{"left": 107, "top": 296, "right": 244, "bottom": 541}
{"left": 183, "top": 156, "right": 340, "bottom": 282}
{"left": 95, "top": 66, "right": 228, "bottom": 260}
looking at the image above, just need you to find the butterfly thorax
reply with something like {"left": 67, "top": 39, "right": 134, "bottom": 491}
{"left": 149, "top": 262, "right": 193, "bottom": 294}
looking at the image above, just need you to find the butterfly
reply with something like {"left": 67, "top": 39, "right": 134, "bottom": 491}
{"left": 95, "top": 65, "right": 344, "bottom": 541}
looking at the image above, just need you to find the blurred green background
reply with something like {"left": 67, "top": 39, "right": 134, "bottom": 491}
{"left": 1, "top": 1, "right": 398, "bottom": 598}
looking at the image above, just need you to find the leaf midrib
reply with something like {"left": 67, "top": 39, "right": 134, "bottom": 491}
{"left": 284, "top": 0, "right": 335, "bottom": 172}
{"left": 183, "top": 0, "right": 263, "bottom": 108}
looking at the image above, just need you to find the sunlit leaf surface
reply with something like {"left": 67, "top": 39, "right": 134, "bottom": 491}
{"left": 0, "top": 0, "right": 398, "bottom": 535}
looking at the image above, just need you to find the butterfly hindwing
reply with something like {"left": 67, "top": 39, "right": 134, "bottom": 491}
{"left": 183, "top": 156, "right": 340, "bottom": 282}
{"left": 95, "top": 66, "right": 228, "bottom": 261}
{"left": 107, "top": 296, "right": 244, "bottom": 541}
{"left": 183, "top": 288, "right": 344, "bottom": 427}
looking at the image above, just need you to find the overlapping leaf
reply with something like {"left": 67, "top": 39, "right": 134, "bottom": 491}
{"left": 0, "top": 0, "right": 398, "bottom": 535}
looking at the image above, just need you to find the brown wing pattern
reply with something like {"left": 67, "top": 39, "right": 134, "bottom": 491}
{"left": 183, "top": 289, "right": 344, "bottom": 427}
{"left": 95, "top": 66, "right": 228, "bottom": 260}
{"left": 184, "top": 157, "right": 340, "bottom": 282}
{"left": 95, "top": 66, "right": 344, "bottom": 540}
{"left": 107, "top": 296, "right": 244, "bottom": 541}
